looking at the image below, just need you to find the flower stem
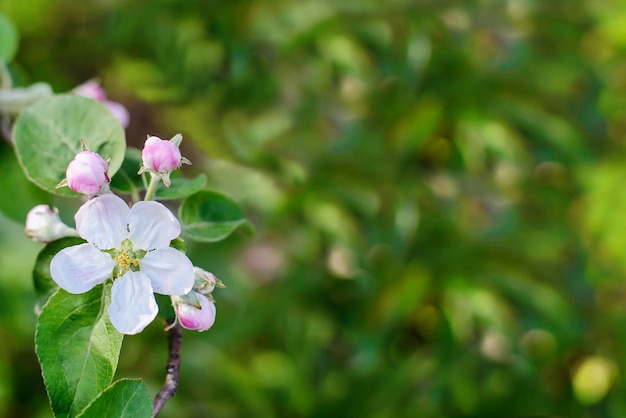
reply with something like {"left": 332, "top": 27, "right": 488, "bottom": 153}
{"left": 144, "top": 174, "right": 160, "bottom": 201}
{"left": 152, "top": 319, "right": 182, "bottom": 417}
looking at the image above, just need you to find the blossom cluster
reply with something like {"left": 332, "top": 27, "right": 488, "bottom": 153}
{"left": 27, "top": 134, "right": 220, "bottom": 335}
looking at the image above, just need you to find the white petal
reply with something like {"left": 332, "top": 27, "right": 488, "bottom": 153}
{"left": 128, "top": 201, "right": 180, "bottom": 250}
{"left": 50, "top": 243, "right": 116, "bottom": 294}
{"left": 108, "top": 271, "right": 158, "bottom": 335}
{"left": 75, "top": 194, "right": 129, "bottom": 249}
{"left": 140, "top": 248, "right": 194, "bottom": 295}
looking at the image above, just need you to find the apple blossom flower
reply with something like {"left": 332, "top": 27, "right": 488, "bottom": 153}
{"left": 49, "top": 194, "right": 194, "bottom": 334}
{"left": 72, "top": 80, "right": 130, "bottom": 128}
{"left": 138, "top": 134, "right": 191, "bottom": 187}
{"left": 25, "top": 204, "right": 79, "bottom": 243}
{"left": 172, "top": 291, "right": 216, "bottom": 332}
{"left": 56, "top": 150, "right": 110, "bottom": 195}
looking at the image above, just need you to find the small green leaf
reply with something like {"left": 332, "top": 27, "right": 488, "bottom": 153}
{"left": 169, "top": 237, "right": 187, "bottom": 253}
{"left": 36, "top": 284, "right": 123, "bottom": 418}
{"left": 33, "top": 236, "right": 86, "bottom": 313}
{"left": 13, "top": 95, "right": 126, "bottom": 196}
{"left": 76, "top": 379, "right": 153, "bottom": 418}
{"left": 155, "top": 172, "right": 207, "bottom": 200}
{"left": 110, "top": 147, "right": 146, "bottom": 196}
{"left": 179, "top": 190, "right": 252, "bottom": 242}
{"left": 0, "top": 13, "right": 18, "bottom": 63}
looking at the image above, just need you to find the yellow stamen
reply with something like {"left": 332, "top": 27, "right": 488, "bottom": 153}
{"left": 114, "top": 249, "right": 139, "bottom": 276}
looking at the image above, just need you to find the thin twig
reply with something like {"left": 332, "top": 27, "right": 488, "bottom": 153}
{"left": 153, "top": 319, "right": 183, "bottom": 417}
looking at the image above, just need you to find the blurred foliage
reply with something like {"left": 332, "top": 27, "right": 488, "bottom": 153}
{"left": 4, "top": 0, "right": 626, "bottom": 417}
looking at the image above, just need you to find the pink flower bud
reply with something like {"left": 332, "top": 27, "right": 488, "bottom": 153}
{"left": 142, "top": 136, "right": 182, "bottom": 173}
{"left": 173, "top": 292, "right": 216, "bottom": 332}
{"left": 65, "top": 151, "right": 110, "bottom": 195}
{"left": 25, "top": 204, "right": 78, "bottom": 243}
{"left": 138, "top": 134, "right": 191, "bottom": 188}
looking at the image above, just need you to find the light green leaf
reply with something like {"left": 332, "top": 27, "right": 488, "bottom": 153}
{"left": 13, "top": 95, "right": 126, "bottom": 196}
{"left": 0, "top": 13, "right": 18, "bottom": 63}
{"left": 179, "top": 190, "right": 252, "bottom": 242}
{"left": 36, "top": 284, "right": 123, "bottom": 418}
{"left": 76, "top": 379, "right": 153, "bottom": 418}
{"left": 32, "top": 237, "right": 86, "bottom": 314}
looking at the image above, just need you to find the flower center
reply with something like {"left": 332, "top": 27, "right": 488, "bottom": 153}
{"left": 114, "top": 249, "right": 139, "bottom": 276}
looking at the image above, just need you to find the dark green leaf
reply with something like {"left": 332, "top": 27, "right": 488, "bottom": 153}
{"left": 179, "top": 190, "right": 252, "bottom": 242}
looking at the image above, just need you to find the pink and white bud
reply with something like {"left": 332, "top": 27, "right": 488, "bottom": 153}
{"left": 25, "top": 205, "right": 79, "bottom": 243}
{"left": 173, "top": 292, "right": 216, "bottom": 332}
{"left": 61, "top": 151, "right": 110, "bottom": 195}
{"left": 142, "top": 136, "right": 181, "bottom": 173}
{"left": 138, "top": 134, "right": 191, "bottom": 187}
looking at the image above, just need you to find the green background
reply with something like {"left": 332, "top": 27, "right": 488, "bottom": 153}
{"left": 2, "top": 0, "right": 626, "bottom": 417}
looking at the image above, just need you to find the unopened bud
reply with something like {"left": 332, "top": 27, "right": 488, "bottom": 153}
{"left": 193, "top": 267, "right": 225, "bottom": 296}
{"left": 172, "top": 292, "right": 216, "bottom": 332}
{"left": 57, "top": 151, "right": 110, "bottom": 195}
{"left": 25, "top": 205, "right": 78, "bottom": 243}
{"left": 138, "top": 134, "right": 191, "bottom": 187}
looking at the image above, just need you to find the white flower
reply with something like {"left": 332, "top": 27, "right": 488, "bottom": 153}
{"left": 50, "top": 194, "right": 194, "bottom": 334}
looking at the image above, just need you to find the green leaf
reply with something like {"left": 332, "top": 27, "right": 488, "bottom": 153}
{"left": 169, "top": 237, "right": 187, "bottom": 253}
{"left": 33, "top": 237, "right": 86, "bottom": 314}
{"left": 13, "top": 95, "right": 126, "bottom": 196}
{"left": 110, "top": 147, "right": 146, "bottom": 197}
{"left": 179, "top": 190, "right": 252, "bottom": 242}
{"left": 0, "top": 13, "right": 18, "bottom": 63}
{"left": 155, "top": 172, "right": 207, "bottom": 200}
{"left": 36, "top": 284, "right": 123, "bottom": 418}
{"left": 76, "top": 379, "right": 153, "bottom": 418}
